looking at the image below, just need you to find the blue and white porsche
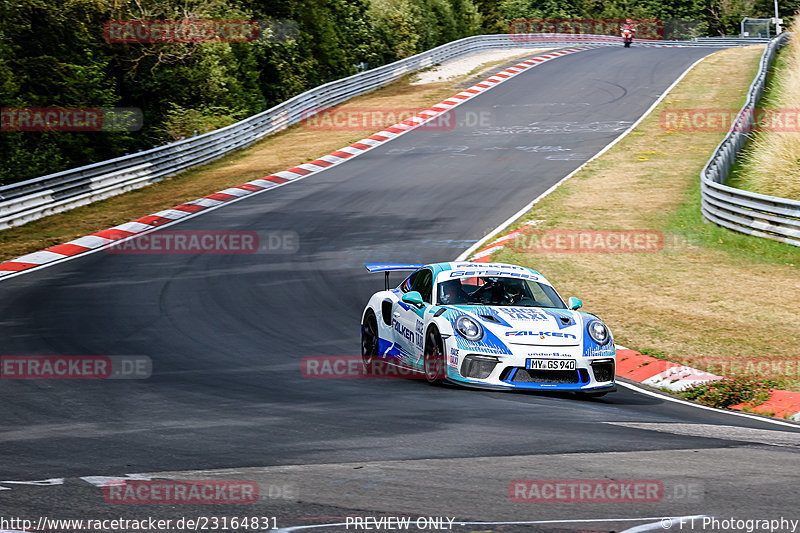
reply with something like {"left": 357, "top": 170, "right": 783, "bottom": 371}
{"left": 360, "top": 261, "right": 616, "bottom": 396}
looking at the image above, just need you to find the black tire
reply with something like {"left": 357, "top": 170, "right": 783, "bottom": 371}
{"left": 424, "top": 328, "right": 446, "bottom": 384}
{"left": 361, "top": 311, "right": 379, "bottom": 373}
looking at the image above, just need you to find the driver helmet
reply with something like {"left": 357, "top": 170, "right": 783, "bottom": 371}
{"left": 440, "top": 280, "right": 465, "bottom": 304}
{"left": 626, "top": 19, "right": 633, "bottom": 24}
{"left": 503, "top": 278, "right": 525, "bottom": 300}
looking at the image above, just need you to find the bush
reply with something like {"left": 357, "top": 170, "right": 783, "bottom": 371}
{"left": 158, "top": 103, "right": 243, "bottom": 142}
{"left": 679, "top": 376, "right": 778, "bottom": 409}
{"left": 0, "top": 0, "right": 485, "bottom": 184}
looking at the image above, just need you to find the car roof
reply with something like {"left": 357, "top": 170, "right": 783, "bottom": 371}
{"left": 425, "top": 262, "right": 550, "bottom": 285}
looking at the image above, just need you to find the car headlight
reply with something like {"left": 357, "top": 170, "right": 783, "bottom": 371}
{"left": 455, "top": 316, "right": 483, "bottom": 342}
{"left": 587, "top": 320, "right": 611, "bottom": 345}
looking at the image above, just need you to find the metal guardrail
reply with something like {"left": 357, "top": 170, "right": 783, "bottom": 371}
{"left": 0, "top": 33, "right": 771, "bottom": 230}
{"left": 700, "top": 32, "right": 800, "bottom": 247}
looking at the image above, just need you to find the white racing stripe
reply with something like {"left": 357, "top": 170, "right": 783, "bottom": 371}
{"left": 605, "top": 421, "right": 800, "bottom": 446}
{"left": 617, "top": 381, "right": 800, "bottom": 429}
{"left": 8, "top": 250, "right": 69, "bottom": 264}
{"left": 217, "top": 187, "right": 253, "bottom": 197}
{"left": 150, "top": 208, "right": 192, "bottom": 220}
{"left": 186, "top": 198, "right": 223, "bottom": 208}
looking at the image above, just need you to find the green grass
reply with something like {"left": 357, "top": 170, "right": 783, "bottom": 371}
{"left": 638, "top": 348, "right": 671, "bottom": 361}
{"left": 726, "top": 45, "right": 790, "bottom": 192}
{"left": 666, "top": 174, "right": 800, "bottom": 267}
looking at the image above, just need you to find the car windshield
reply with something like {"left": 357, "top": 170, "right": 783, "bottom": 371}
{"left": 437, "top": 276, "right": 566, "bottom": 308}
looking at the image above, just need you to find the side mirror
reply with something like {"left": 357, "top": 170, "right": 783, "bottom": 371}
{"left": 567, "top": 297, "right": 583, "bottom": 310}
{"left": 401, "top": 291, "right": 425, "bottom": 308}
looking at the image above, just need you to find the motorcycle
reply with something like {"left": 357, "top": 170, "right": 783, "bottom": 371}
{"left": 622, "top": 29, "right": 633, "bottom": 48}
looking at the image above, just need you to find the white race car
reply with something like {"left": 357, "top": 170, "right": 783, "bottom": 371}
{"left": 360, "top": 261, "right": 616, "bottom": 396}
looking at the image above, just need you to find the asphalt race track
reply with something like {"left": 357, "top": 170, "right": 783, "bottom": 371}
{"left": 1, "top": 46, "right": 799, "bottom": 532}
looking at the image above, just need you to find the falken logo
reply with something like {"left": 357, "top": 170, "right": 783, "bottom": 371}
{"left": 392, "top": 319, "right": 415, "bottom": 343}
{"left": 505, "top": 331, "right": 577, "bottom": 339}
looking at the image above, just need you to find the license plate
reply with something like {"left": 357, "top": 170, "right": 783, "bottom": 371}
{"left": 526, "top": 358, "right": 576, "bottom": 370}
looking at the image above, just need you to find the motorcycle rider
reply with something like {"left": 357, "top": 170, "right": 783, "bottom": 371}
{"left": 621, "top": 18, "right": 635, "bottom": 47}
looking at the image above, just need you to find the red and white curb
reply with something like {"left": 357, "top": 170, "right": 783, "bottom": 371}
{"left": 470, "top": 228, "right": 529, "bottom": 262}
{"left": 617, "top": 349, "right": 800, "bottom": 421}
{"left": 0, "top": 48, "right": 585, "bottom": 279}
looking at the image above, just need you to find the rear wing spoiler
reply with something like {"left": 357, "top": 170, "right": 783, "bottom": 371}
{"left": 365, "top": 263, "right": 423, "bottom": 290}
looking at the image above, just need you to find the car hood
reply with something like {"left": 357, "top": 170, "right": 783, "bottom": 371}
{"left": 449, "top": 305, "right": 583, "bottom": 347}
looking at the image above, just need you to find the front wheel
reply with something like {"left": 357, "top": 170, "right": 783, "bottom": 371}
{"left": 424, "top": 328, "right": 446, "bottom": 384}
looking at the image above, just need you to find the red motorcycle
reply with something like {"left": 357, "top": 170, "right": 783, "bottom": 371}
{"left": 622, "top": 28, "right": 633, "bottom": 47}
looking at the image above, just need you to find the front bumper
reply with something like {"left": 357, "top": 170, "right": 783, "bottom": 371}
{"left": 445, "top": 343, "right": 616, "bottom": 392}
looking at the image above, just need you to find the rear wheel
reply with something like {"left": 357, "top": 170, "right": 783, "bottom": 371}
{"left": 361, "top": 312, "right": 379, "bottom": 373}
{"left": 424, "top": 328, "right": 446, "bottom": 384}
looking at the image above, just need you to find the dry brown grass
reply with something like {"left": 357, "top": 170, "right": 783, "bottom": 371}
{"left": 736, "top": 17, "right": 800, "bottom": 199}
{"left": 0, "top": 49, "right": 550, "bottom": 263}
{"left": 493, "top": 45, "right": 800, "bottom": 391}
